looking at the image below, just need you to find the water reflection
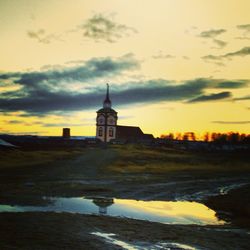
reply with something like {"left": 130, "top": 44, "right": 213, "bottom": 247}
{"left": 0, "top": 197, "right": 225, "bottom": 225}
{"left": 92, "top": 197, "right": 114, "bottom": 215}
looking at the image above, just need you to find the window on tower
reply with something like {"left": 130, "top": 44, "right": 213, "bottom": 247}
{"left": 109, "top": 127, "right": 113, "bottom": 137}
{"left": 98, "top": 127, "right": 103, "bottom": 136}
{"left": 98, "top": 117, "right": 104, "bottom": 124}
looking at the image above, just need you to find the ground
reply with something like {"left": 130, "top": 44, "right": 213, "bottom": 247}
{"left": 0, "top": 144, "right": 250, "bottom": 249}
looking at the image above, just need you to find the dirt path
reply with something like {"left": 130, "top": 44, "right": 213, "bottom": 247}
{"left": 0, "top": 146, "right": 249, "bottom": 205}
{"left": 0, "top": 212, "right": 249, "bottom": 250}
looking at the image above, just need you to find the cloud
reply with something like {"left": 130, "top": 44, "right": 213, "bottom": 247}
{"left": 41, "top": 122, "right": 86, "bottom": 127}
{"left": 235, "top": 36, "right": 250, "bottom": 40}
{"left": 0, "top": 52, "right": 248, "bottom": 115}
{"left": 236, "top": 24, "right": 250, "bottom": 39}
{"left": 187, "top": 91, "right": 232, "bottom": 103}
{"left": 117, "top": 115, "right": 135, "bottom": 120}
{"left": 27, "top": 29, "right": 62, "bottom": 44}
{"left": 201, "top": 55, "right": 225, "bottom": 66}
{"left": 213, "top": 39, "right": 227, "bottom": 48}
{"left": 80, "top": 14, "right": 137, "bottom": 42}
{"left": 2, "top": 119, "right": 87, "bottom": 127}
{"left": 223, "top": 46, "right": 250, "bottom": 58}
{"left": 202, "top": 46, "right": 250, "bottom": 65}
{"left": 212, "top": 120, "right": 250, "bottom": 124}
{"left": 0, "top": 54, "right": 139, "bottom": 114}
{"left": 198, "top": 28, "right": 227, "bottom": 49}
{"left": 152, "top": 51, "right": 175, "bottom": 59}
{"left": 0, "top": 53, "right": 138, "bottom": 91}
{"left": 237, "top": 24, "right": 250, "bottom": 33}
{"left": 199, "top": 29, "right": 227, "bottom": 38}
{"left": 4, "top": 120, "right": 24, "bottom": 124}
{"left": 0, "top": 78, "right": 205, "bottom": 114}
{"left": 234, "top": 95, "right": 250, "bottom": 101}
{"left": 215, "top": 81, "right": 249, "bottom": 89}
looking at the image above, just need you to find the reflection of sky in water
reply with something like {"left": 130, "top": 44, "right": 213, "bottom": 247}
{"left": 0, "top": 197, "right": 224, "bottom": 225}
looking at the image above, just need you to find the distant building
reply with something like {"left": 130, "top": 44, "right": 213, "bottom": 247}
{"left": 96, "top": 84, "right": 154, "bottom": 143}
{"left": 62, "top": 128, "right": 71, "bottom": 139}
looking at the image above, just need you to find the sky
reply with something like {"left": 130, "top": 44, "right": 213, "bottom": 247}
{"left": 0, "top": 0, "right": 250, "bottom": 137}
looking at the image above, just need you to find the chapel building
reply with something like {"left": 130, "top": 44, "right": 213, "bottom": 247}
{"left": 96, "top": 84, "right": 154, "bottom": 143}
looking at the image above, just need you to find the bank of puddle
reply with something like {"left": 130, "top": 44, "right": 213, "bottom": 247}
{"left": 91, "top": 232, "right": 198, "bottom": 250}
{"left": 0, "top": 197, "right": 225, "bottom": 225}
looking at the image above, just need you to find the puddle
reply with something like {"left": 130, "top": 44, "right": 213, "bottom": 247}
{"left": 91, "top": 232, "right": 199, "bottom": 250}
{"left": 0, "top": 197, "right": 225, "bottom": 225}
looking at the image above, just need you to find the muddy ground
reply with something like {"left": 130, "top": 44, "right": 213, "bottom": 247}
{"left": 0, "top": 145, "right": 250, "bottom": 249}
{"left": 1, "top": 212, "right": 250, "bottom": 250}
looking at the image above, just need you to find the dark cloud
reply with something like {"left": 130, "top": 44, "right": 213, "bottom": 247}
{"left": 215, "top": 81, "right": 249, "bottom": 89}
{"left": 198, "top": 29, "right": 227, "bottom": 49}
{"left": 201, "top": 55, "right": 225, "bottom": 66}
{"left": 187, "top": 91, "right": 232, "bottom": 103}
{"left": 81, "top": 14, "right": 137, "bottom": 42}
{"left": 223, "top": 46, "right": 250, "bottom": 58}
{"left": 111, "top": 79, "right": 207, "bottom": 105}
{"left": 27, "top": 29, "right": 62, "bottom": 44}
{"left": 0, "top": 79, "right": 205, "bottom": 114}
{"left": 199, "top": 29, "right": 227, "bottom": 38}
{"left": 202, "top": 46, "right": 250, "bottom": 65}
{"left": 0, "top": 54, "right": 138, "bottom": 90}
{"left": 0, "top": 54, "right": 248, "bottom": 115}
{"left": 212, "top": 120, "right": 250, "bottom": 124}
{"left": 237, "top": 24, "right": 250, "bottom": 32}
{"left": 213, "top": 39, "right": 227, "bottom": 48}
{"left": 0, "top": 54, "right": 138, "bottom": 115}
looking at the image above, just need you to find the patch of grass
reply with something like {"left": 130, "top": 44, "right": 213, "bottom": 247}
{"left": 0, "top": 148, "right": 85, "bottom": 169}
{"left": 108, "top": 144, "right": 250, "bottom": 174}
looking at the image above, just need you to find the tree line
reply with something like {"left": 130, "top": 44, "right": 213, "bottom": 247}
{"left": 161, "top": 132, "right": 250, "bottom": 144}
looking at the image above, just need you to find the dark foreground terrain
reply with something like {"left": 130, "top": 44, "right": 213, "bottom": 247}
{"left": 1, "top": 212, "right": 250, "bottom": 250}
{"left": 0, "top": 144, "right": 250, "bottom": 249}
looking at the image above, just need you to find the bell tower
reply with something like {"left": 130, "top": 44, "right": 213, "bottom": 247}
{"left": 96, "top": 84, "right": 118, "bottom": 142}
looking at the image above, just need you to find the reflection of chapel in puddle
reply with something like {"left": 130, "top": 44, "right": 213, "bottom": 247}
{"left": 92, "top": 197, "right": 114, "bottom": 215}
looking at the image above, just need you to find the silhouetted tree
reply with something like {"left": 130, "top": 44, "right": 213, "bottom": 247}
{"left": 203, "top": 132, "right": 210, "bottom": 142}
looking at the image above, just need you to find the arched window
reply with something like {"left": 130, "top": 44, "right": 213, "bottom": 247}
{"left": 98, "top": 127, "right": 103, "bottom": 136}
{"left": 109, "top": 127, "right": 113, "bottom": 137}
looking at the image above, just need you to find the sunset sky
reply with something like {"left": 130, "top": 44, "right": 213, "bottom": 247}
{"left": 0, "top": 0, "right": 250, "bottom": 137}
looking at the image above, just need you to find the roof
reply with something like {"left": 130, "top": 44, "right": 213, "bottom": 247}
{"left": 142, "top": 134, "right": 154, "bottom": 139}
{"left": 116, "top": 125, "right": 144, "bottom": 139}
{"left": 97, "top": 108, "right": 117, "bottom": 114}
